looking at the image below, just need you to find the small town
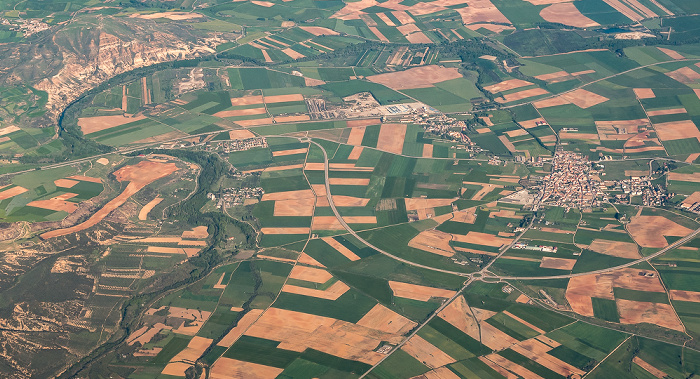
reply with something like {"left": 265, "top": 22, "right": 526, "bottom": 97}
{"left": 606, "top": 176, "right": 670, "bottom": 206}
{"left": 1, "top": 17, "right": 50, "bottom": 36}
{"left": 533, "top": 150, "right": 606, "bottom": 210}
{"left": 207, "top": 186, "right": 264, "bottom": 210}
{"left": 205, "top": 137, "right": 267, "bottom": 153}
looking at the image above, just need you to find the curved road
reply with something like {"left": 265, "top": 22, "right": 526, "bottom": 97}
{"left": 308, "top": 139, "right": 471, "bottom": 277}
{"left": 309, "top": 138, "right": 700, "bottom": 282}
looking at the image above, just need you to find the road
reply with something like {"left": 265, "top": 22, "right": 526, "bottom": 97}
{"left": 309, "top": 132, "right": 700, "bottom": 377}
{"left": 486, "top": 222, "right": 700, "bottom": 281}
{"left": 309, "top": 140, "right": 471, "bottom": 277}
{"left": 359, "top": 277, "right": 475, "bottom": 378}
{"left": 498, "top": 58, "right": 700, "bottom": 111}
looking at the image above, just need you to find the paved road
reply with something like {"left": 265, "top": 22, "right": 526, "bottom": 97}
{"left": 498, "top": 58, "right": 700, "bottom": 110}
{"left": 359, "top": 277, "right": 475, "bottom": 378}
{"left": 309, "top": 140, "right": 471, "bottom": 277}
{"left": 485, "top": 225, "right": 700, "bottom": 281}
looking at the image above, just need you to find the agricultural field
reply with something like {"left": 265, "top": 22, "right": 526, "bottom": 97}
{"left": 4, "top": 0, "right": 700, "bottom": 376}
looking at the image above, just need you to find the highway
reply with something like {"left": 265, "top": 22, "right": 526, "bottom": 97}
{"left": 359, "top": 276, "right": 475, "bottom": 378}
{"left": 309, "top": 137, "right": 700, "bottom": 282}
{"left": 486, "top": 224, "right": 700, "bottom": 281}
{"left": 309, "top": 139, "right": 472, "bottom": 277}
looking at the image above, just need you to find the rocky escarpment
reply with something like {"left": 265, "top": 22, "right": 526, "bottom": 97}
{"left": 3, "top": 16, "right": 235, "bottom": 125}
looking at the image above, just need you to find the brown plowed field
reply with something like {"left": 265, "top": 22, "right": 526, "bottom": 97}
{"left": 498, "top": 88, "right": 549, "bottom": 103}
{"left": 217, "top": 309, "right": 264, "bottom": 347}
{"left": 422, "top": 144, "right": 434, "bottom": 157}
{"left": 634, "top": 88, "right": 655, "bottom": 99}
{"left": 299, "top": 26, "right": 339, "bottom": 36}
{"left": 402, "top": 335, "right": 456, "bottom": 368}
{"left": 633, "top": 357, "right": 667, "bottom": 378}
{"left": 273, "top": 198, "right": 315, "bottom": 216}
{"left": 356, "top": 304, "right": 416, "bottom": 334}
{"left": 511, "top": 338, "right": 584, "bottom": 377}
{"left": 235, "top": 118, "right": 273, "bottom": 127}
{"left": 27, "top": 194, "right": 79, "bottom": 213}
{"left": 647, "top": 108, "right": 686, "bottom": 116}
{"left": 376, "top": 123, "right": 407, "bottom": 154}
{"left": 668, "top": 172, "right": 700, "bottom": 182}
{"left": 213, "top": 108, "right": 267, "bottom": 117}
{"left": 533, "top": 96, "right": 571, "bottom": 109}
{"left": 484, "top": 79, "right": 533, "bottom": 93}
{"left": 133, "top": 11, "right": 204, "bottom": 20}
{"left": 535, "top": 70, "right": 568, "bottom": 81}
{"left": 328, "top": 178, "right": 370, "bottom": 185}
{"left": 408, "top": 229, "right": 455, "bottom": 256}
{"left": 138, "top": 197, "right": 163, "bottom": 220}
{"left": 368, "top": 26, "right": 389, "bottom": 42}
{"left": 627, "top": 215, "right": 692, "bottom": 247}
{"left": 261, "top": 189, "right": 314, "bottom": 201}
{"left": 263, "top": 164, "right": 304, "bottom": 172}
{"left": 211, "top": 358, "right": 283, "bottom": 379}
{"left": 330, "top": 196, "right": 369, "bottom": 207}
{"left": 561, "top": 89, "right": 609, "bottom": 108}
{"left": 348, "top": 146, "right": 364, "bottom": 160}
{"left": 588, "top": 239, "right": 640, "bottom": 258}
{"left": 666, "top": 66, "right": 700, "bottom": 84}
{"left": 78, "top": 115, "right": 146, "bottom": 135}
{"left": 566, "top": 294, "right": 594, "bottom": 317}
{"left": 161, "top": 336, "right": 212, "bottom": 376}
{"left": 305, "top": 77, "right": 325, "bottom": 86}
{"left": 298, "top": 253, "right": 325, "bottom": 267}
{"left": 229, "top": 129, "right": 256, "bottom": 140}
{"left": 346, "top": 126, "right": 366, "bottom": 145}
{"left": 454, "top": 231, "right": 511, "bottom": 247}
{"left": 540, "top": 3, "right": 598, "bottom": 28}
{"left": 389, "top": 281, "right": 456, "bottom": 301}
{"left": 260, "top": 227, "right": 310, "bottom": 234}
{"left": 182, "top": 226, "right": 208, "bottom": 239}
{"left": 264, "top": 94, "right": 305, "bottom": 103}
{"left": 540, "top": 257, "right": 576, "bottom": 270}
{"left": 423, "top": 367, "right": 461, "bottom": 379}
{"left": 654, "top": 120, "right": 700, "bottom": 142}
{"left": 68, "top": 175, "right": 102, "bottom": 183}
{"left": 258, "top": 254, "right": 296, "bottom": 263}
{"left": 243, "top": 307, "right": 401, "bottom": 365}
{"left": 230, "top": 95, "right": 264, "bottom": 105}
{"left": 404, "top": 197, "right": 456, "bottom": 210}
{"left": 438, "top": 297, "right": 517, "bottom": 350}
{"left": 54, "top": 179, "right": 79, "bottom": 188}
{"left": 483, "top": 354, "right": 540, "bottom": 379}
{"left": 617, "top": 299, "right": 684, "bottom": 331}
{"left": 312, "top": 216, "right": 376, "bottom": 230}
{"left": 670, "top": 290, "right": 700, "bottom": 302}
{"left": 322, "top": 236, "right": 361, "bottom": 261}
{"left": 367, "top": 65, "right": 462, "bottom": 90}
{"left": 289, "top": 265, "right": 333, "bottom": 283}
{"left": 275, "top": 115, "right": 310, "bottom": 123}
{"left": 147, "top": 246, "right": 201, "bottom": 257}
{"left": 478, "top": 357, "right": 521, "bottom": 379}
{"left": 41, "top": 161, "right": 178, "bottom": 239}
{"left": 455, "top": 0, "right": 510, "bottom": 25}
{"left": 503, "top": 311, "right": 545, "bottom": 334}
{"left": 281, "top": 281, "right": 349, "bottom": 300}
{"left": 347, "top": 119, "right": 380, "bottom": 127}
{"left": 566, "top": 268, "right": 668, "bottom": 318}
{"left": 518, "top": 118, "right": 548, "bottom": 128}
{"left": 405, "top": 31, "right": 432, "bottom": 44}
{"left": 272, "top": 148, "right": 308, "bottom": 157}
